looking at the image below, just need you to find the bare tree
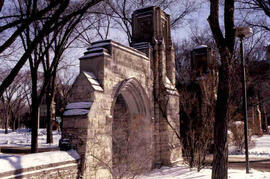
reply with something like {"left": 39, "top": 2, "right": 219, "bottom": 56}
{"left": 0, "top": 69, "right": 27, "bottom": 133}
{"left": 0, "top": 0, "right": 4, "bottom": 12}
{"left": 104, "top": 0, "right": 200, "bottom": 44}
{"left": 240, "top": 0, "right": 270, "bottom": 17}
{"left": 238, "top": 0, "right": 270, "bottom": 32}
{"left": 208, "top": 0, "right": 236, "bottom": 178}
{"left": 0, "top": 1, "right": 64, "bottom": 96}
{"left": 12, "top": 0, "right": 104, "bottom": 152}
{"left": 174, "top": 33, "right": 217, "bottom": 171}
{"left": 0, "top": 0, "right": 103, "bottom": 97}
{"left": 71, "top": 3, "right": 114, "bottom": 47}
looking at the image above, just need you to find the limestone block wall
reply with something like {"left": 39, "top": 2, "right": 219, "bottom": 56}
{"left": 103, "top": 41, "right": 153, "bottom": 103}
{"left": 68, "top": 73, "right": 95, "bottom": 102}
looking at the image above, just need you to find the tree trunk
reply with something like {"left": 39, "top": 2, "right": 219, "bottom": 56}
{"left": 4, "top": 115, "right": 8, "bottom": 134}
{"left": 46, "top": 88, "right": 53, "bottom": 144}
{"left": 261, "top": 105, "right": 269, "bottom": 134}
{"left": 211, "top": 54, "right": 231, "bottom": 179}
{"left": 208, "top": 0, "right": 235, "bottom": 178}
{"left": 31, "top": 72, "right": 39, "bottom": 153}
{"left": 12, "top": 117, "right": 15, "bottom": 131}
{"left": 0, "top": 0, "right": 4, "bottom": 12}
{"left": 46, "top": 68, "right": 57, "bottom": 144}
{"left": 31, "top": 100, "right": 39, "bottom": 153}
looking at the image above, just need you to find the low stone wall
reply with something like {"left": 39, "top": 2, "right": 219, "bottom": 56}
{"left": 0, "top": 150, "right": 80, "bottom": 179}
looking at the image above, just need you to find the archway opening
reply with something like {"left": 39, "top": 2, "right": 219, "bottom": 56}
{"left": 112, "top": 78, "right": 152, "bottom": 176}
{"left": 112, "top": 94, "right": 130, "bottom": 169}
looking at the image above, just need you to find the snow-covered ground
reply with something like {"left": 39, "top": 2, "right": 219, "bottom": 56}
{"left": 0, "top": 128, "right": 61, "bottom": 148}
{"left": 0, "top": 129, "right": 270, "bottom": 178}
{"left": 249, "top": 135, "right": 270, "bottom": 156}
{"left": 0, "top": 150, "right": 79, "bottom": 173}
{"left": 229, "top": 134, "right": 270, "bottom": 158}
{"left": 140, "top": 134, "right": 270, "bottom": 179}
{"left": 139, "top": 165, "right": 270, "bottom": 179}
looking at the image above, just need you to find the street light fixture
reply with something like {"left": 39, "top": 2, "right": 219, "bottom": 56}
{"left": 235, "top": 27, "right": 253, "bottom": 38}
{"left": 235, "top": 27, "right": 253, "bottom": 174}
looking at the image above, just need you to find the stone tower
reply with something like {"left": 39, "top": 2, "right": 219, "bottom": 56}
{"left": 132, "top": 6, "right": 181, "bottom": 166}
{"left": 191, "top": 45, "right": 216, "bottom": 80}
{"left": 132, "top": 6, "right": 176, "bottom": 85}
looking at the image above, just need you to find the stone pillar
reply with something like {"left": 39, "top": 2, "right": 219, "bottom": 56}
{"left": 252, "top": 106, "right": 255, "bottom": 125}
{"left": 152, "top": 40, "right": 161, "bottom": 166}
{"left": 254, "top": 105, "right": 263, "bottom": 135}
{"left": 166, "top": 43, "right": 176, "bottom": 85}
{"left": 261, "top": 104, "right": 269, "bottom": 133}
{"left": 158, "top": 39, "right": 166, "bottom": 84}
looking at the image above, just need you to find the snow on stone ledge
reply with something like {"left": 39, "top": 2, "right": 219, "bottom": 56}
{"left": 64, "top": 101, "right": 93, "bottom": 116}
{"left": 83, "top": 71, "right": 104, "bottom": 92}
{"left": 194, "top": 45, "right": 208, "bottom": 49}
{"left": 0, "top": 150, "right": 80, "bottom": 173}
{"left": 64, "top": 109, "right": 89, "bottom": 116}
{"left": 65, "top": 102, "right": 93, "bottom": 110}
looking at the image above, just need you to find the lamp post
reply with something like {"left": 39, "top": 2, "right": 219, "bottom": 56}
{"left": 235, "top": 27, "right": 253, "bottom": 174}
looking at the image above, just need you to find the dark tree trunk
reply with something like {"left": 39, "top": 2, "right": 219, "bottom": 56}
{"left": 211, "top": 54, "right": 231, "bottom": 179}
{"left": 4, "top": 115, "right": 8, "bottom": 134}
{"left": 45, "top": 59, "right": 57, "bottom": 144}
{"left": 31, "top": 101, "right": 39, "bottom": 153}
{"left": 12, "top": 113, "right": 15, "bottom": 131}
{"left": 0, "top": 0, "right": 4, "bottom": 12}
{"left": 46, "top": 87, "right": 53, "bottom": 144}
{"left": 31, "top": 71, "right": 39, "bottom": 153}
{"left": 208, "top": 0, "right": 235, "bottom": 178}
{"left": 13, "top": 121, "right": 15, "bottom": 131}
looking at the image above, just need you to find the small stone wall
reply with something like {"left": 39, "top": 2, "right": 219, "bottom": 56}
{"left": 0, "top": 150, "right": 80, "bottom": 179}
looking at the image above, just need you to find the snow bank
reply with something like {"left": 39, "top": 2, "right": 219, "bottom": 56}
{"left": 0, "top": 150, "right": 79, "bottom": 173}
{"left": 229, "top": 132, "right": 270, "bottom": 158}
{"left": 0, "top": 129, "right": 61, "bottom": 148}
{"left": 249, "top": 135, "right": 270, "bottom": 155}
{"left": 139, "top": 165, "right": 270, "bottom": 179}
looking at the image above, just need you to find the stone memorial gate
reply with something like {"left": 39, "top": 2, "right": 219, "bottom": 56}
{"left": 62, "top": 6, "right": 181, "bottom": 178}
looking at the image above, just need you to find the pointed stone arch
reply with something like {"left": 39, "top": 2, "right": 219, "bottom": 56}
{"left": 111, "top": 77, "right": 153, "bottom": 176}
